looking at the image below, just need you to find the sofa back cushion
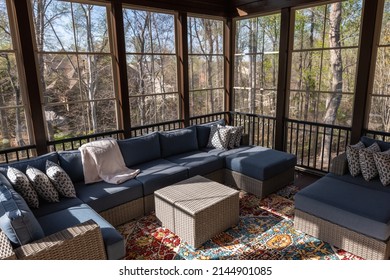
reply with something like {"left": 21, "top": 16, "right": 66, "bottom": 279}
{"left": 117, "top": 132, "right": 161, "bottom": 167}
{"left": 361, "top": 136, "right": 390, "bottom": 151}
{"left": 159, "top": 126, "right": 199, "bottom": 158}
{"left": 196, "top": 119, "right": 226, "bottom": 149}
{"left": 0, "top": 152, "right": 59, "bottom": 176}
{"left": 58, "top": 150, "right": 84, "bottom": 183}
{"left": 0, "top": 182, "right": 45, "bottom": 247}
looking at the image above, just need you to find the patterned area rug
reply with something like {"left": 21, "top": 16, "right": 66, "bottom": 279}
{"left": 117, "top": 185, "right": 363, "bottom": 260}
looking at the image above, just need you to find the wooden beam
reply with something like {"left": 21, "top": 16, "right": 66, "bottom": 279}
{"left": 112, "top": 2, "right": 131, "bottom": 138}
{"left": 351, "top": 0, "right": 379, "bottom": 144}
{"left": 231, "top": 0, "right": 330, "bottom": 17}
{"left": 274, "top": 7, "right": 291, "bottom": 151}
{"left": 121, "top": 0, "right": 228, "bottom": 17}
{"left": 13, "top": 0, "right": 47, "bottom": 155}
{"left": 225, "top": 17, "right": 233, "bottom": 124}
{"left": 177, "top": 12, "right": 190, "bottom": 127}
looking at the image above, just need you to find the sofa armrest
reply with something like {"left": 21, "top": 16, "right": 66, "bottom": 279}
{"left": 330, "top": 153, "right": 348, "bottom": 176}
{"left": 14, "top": 220, "right": 107, "bottom": 260}
{"left": 0, "top": 230, "right": 16, "bottom": 260}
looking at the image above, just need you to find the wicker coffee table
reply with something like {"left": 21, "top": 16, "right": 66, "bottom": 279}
{"left": 154, "top": 175, "right": 239, "bottom": 248}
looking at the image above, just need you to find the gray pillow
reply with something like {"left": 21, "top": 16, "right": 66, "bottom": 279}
{"left": 207, "top": 125, "right": 231, "bottom": 149}
{"left": 346, "top": 141, "right": 365, "bottom": 177}
{"left": 359, "top": 142, "right": 381, "bottom": 181}
{"left": 46, "top": 160, "right": 76, "bottom": 198}
{"left": 373, "top": 149, "right": 390, "bottom": 186}
{"left": 26, "top": 165, "right": 59, "bottom": 203}
{"left": 7, "top": 166, "right": 40, "bottom": 208}
{"left": 0, "top": 183, "right": 44, "bottom": 247}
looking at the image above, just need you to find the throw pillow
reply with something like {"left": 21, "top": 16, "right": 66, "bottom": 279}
{"left": 346, "top": 141, "right": 365, "bottom": 176}
{"left": 359, "top": 142, "right": 381, "bottom": 181}
{"left": 0, "top": 183, "right": 44, "bottom": 247}
{"left": 218, "top": 125, "right": 244, "bottom": 149}
{"left": 6, "top": 166, "right": 39, "bottom": 208}
{"left": 46, "top": 160, "right": 76, "bottom": 198}
{"left": 233, "top": 126, "right": 244, "bottom": 147}
{"left": 26, "top": 165, "right": 59, "bottom": 203}
{"left": 373, "top": 149, "right": 390, "bottom": 186}
{"left": 207, "top": 125, "right": 231, "bottom": 149}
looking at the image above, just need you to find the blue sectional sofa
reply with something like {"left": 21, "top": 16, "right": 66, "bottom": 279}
{"left": 0, "top": 120, "right": 296, "bottom": 260}
{"left": 294, "top": 136, "right": 390, "bottom": 260}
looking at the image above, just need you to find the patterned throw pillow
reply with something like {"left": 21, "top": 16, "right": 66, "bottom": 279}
{"left": 359, "top": 142, "right": 381, "bottom": 181}
{"left": 207, "top": 125, "right": 231, "bottom": 149}
{"left": 26, "top": 165, "right": 59, "bottom": 203}
{"left": 6, "top": 166, "right": 39, "bottom": 208}
{"left": 346, "top": 141, "right": 365, "bottom": 176}
{"left": 46, "top": 160, "right": 76, "bottom": 198}
{"left": 233, "top": 126, "right": 244, "bottom": 147}
{"left": 218, "top": 125, "right": 244, "bottom": 149}
{"left": 373, "top": 150, "right": 390, "bottom": 186}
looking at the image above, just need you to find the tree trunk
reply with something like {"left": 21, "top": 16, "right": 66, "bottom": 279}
{"left": 249, "top": 18, "right": 258, "bottom": 114}
{"left": 322, "top": 3, "right": 343, "bottom": 163}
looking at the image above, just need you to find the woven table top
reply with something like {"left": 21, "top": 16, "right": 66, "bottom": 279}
{"left": 154, "top": 175, "right": 239, "bottom": 215}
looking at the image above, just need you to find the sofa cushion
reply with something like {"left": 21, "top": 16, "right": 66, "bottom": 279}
{"left": 0, "top": 173, "right": 13, "bottom": 190}
{"left": 46, "top": 160, "right": 76, "bottom": 198}
{"left": 166, "top": 151, "right": 224, "bottom": 177}
{"left": 361, "top": 136, "right": 390, "bottom": 151}
{"left": 58, "top": 150, "right": 84, "bottom": 183}
{"left": 32, "top": 197, "right": 84, "bottom": 218}
{"left": 295, "top": 174, "right": 390, "bottom": 241}
{"left": 26, "top": 166, "right": 60, "bottom": 203}
{"left": 132, "top": 159, "right": 188, "bottom": 196}
{"left": 6, "top": 166, "right": 39, "bottom": 209}
{"left": 202, "top": 145, "right": 253, "bottom": 158}
{"left": 346, "top": 141, "right": 365, "bottom": 177}
{"left": 117, "top": 132, "right": 161, "bottom": 167}
{"left": 0, "top": 183, "right": 44, "bottom": 247}
{"left": 37, "top": 203, "right": 125, "bottom": 260}
{"left": 0, "top": 152, "right": 59, "bottom": 175}
{"left": 373, "top": 150, "right": 390, "bottom": 186}
{"left": 359, "top": 142, "right": 380, "bottom": 181}
{"left": 159, "top": 126, "right": 199, "bottom": 158}
{"left": 225, "top": 146, "right": 297, "bottom": 181}
{"left": 74, "top": 179, "right": 143, "bottom": 213}
{"left": 196, "top": 119, "right": 226, "bottom": 148}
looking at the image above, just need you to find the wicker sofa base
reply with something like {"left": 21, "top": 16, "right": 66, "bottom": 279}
{"left": 99, "top": 197, "right": 144, "bottom": 227}
{"left": 294, "top": 209, "right": 390, "bottom": 260}
{"left": 224, "top": 167, "right": 295, "bottom": 198}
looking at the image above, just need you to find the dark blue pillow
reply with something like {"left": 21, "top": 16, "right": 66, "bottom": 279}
{"left": 117, "top": 132, "right": 161, "bottom": 167}
{"left": 360, "top": 136, "right": 390, "bottom": 151}
{"left": 159, "top": 126, "right": 199, "bottom": 158}
{"left": 0, "top": 183, "right": 44, "bottom": 247}
{"left": 58, "top": 150, "right": 84, "bottom": 183}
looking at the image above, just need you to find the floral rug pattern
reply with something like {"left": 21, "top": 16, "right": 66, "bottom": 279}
{"left": 117, "top": 185, "right": 362, "bottom": 260}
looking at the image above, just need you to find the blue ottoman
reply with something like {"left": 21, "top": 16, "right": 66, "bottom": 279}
{"left": 224, "top": 146, "right": 297, "bottom": 197}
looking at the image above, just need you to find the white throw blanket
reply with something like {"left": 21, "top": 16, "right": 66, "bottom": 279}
{"left": 79, "top": 138, "right": 140, "bottom": 184}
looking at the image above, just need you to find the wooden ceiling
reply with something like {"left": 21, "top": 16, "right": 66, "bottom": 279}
{"left": 121, "top": 0, "right": 327, "bottom": 17}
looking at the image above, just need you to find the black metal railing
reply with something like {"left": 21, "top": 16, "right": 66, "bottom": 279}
{"left": 0, "top": 145, "right": 37, "bottom": 164}
{"left": 364, "top": 129, "right": 390, "bottom": 142}
{"left": 286, "top": 119, "right": 351, "bottom": 173}
{"left": 229, "top": 112, "right": 276, "bottom": 148}
{"left": 190, "top": 112, "right": 228, "bottom": 125}
{"left": 0, "top": 112, "right": 356, "bottom": 175}
{"left": 130, "top": 120, "right": 184, "bottom": 137}
{"left": 47, "top": 130, "right": 125, "bottom": 152}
